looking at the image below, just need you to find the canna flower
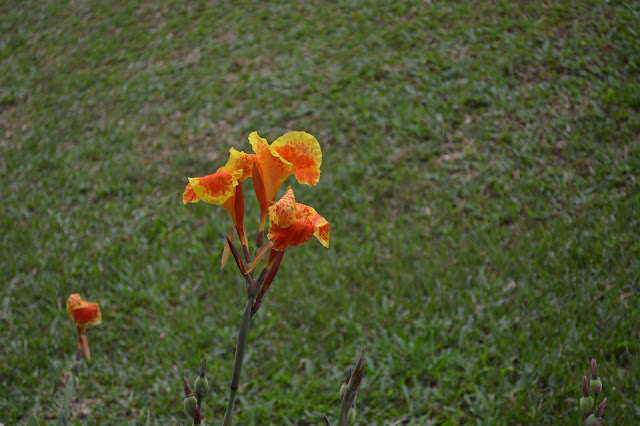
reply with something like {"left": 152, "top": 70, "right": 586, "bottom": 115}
{"left": 249, "top": 132, "right": 322, "bottom": 240}
{"left": 252, "top": 186, "right": 329, "bottom": 314}
{"left": 66, "top": 294, "right": 101, "bottom": 361}
{"left": 267, "top": 185, "right": 330, "bottom": 252}
{"left": 183, "top": 148, "right": 255, "bottom": 259}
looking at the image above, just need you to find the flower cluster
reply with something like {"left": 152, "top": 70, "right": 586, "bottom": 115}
{"left": 580, "top": 358, "right": 607, "bottom": 425}
{"left": 183, "top": 131, "right": 330, "bottom": 310}
{"left": 181, "top": 131, "right": 330, "bottom": 425}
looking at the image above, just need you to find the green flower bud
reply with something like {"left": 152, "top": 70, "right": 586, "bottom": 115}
{"left": 590, "top": 378, "right": 602, "bottom": 395}
{"left": 339, "top": 383, "right": 347, "bottom": 398}
{"left": 195, "top": 375, "right": 209, "bottom": 397}
{"left": 585, "top": 414, "right": 602, "bottom": 426}
{"left": 580, "top": 396, "right": 594, "bottom": 416}
{"left": 348, "top": 407, "right": 356, "bottom": 424}
{"left": 183, "top": 395, "right": 197, "bottom": 417}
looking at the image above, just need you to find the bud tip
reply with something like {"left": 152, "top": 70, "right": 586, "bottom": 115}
{"left": 594, "top": 397, "right": 606, "bottom": 418}
{"left": 193, "top": 405, "right": 201, "bottom": 424}
{"left": 200, "top": 358, "right": 207, "bottom": 378}
{"left": 184, "top": 377, "right": 193, "bottom": 396}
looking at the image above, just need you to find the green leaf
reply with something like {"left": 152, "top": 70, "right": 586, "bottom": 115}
{"left": 145, "top": 404, "right": 152, "bottom": 426}
{"left": 26, "top": 413, "right": 40, "bottom": 426}
{"left": 57, "top": 375, "right": 75, "bottom": 426}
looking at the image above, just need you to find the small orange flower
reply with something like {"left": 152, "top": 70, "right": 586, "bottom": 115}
{"left": 183, "top": 148, "right": 255, "bottom": 250}
{"left": 249, "top": 132, "right": 322, "bottom": 233}
{"left": 267, "top": 186, "right": 329, "bottom": 251}
{"left": 67, "top": 294, "right": 101, "bottom": 361}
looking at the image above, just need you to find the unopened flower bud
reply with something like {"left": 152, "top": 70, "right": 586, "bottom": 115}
{"left": 195, "top": 376, "right": 209, "bottom": 397}
{"left": 184, "top": 377, "right": 194, "bottom": 397}
{"left": 585, "top": 414, "right": 602, "bottom": 426}
{"left": 339, "top": 383, "right": 347, "bottom": 398}
{"left": 199, "top": 358, "right": 207, "bottom": 378}
{"left": 344, "top": 367, "right": 352, "bottom": 384}
{"left": 594, "top": 397, "right": 606, "bottom": 418}
{"left": 582, "top": 376, "right": 589, "bottom": 397}
{"left": 194, "top": 358, "right": 209, "bottom": 397}
{"left": 590, "top": 359, "right": 599, "bottom": 380}
{"left": 193, "top": 405, "right": 202, "bottom": 425}
{"left": 183, "top": 395, "right": 197, "bottom": 417}
{"left": 348, "top": 407, "right": 356, "bottom": 424}
{"left": 590, "top": 378, "right": 602, "bottom": 395}
{"left": 580, "top": 396, "right": 594, "bottom": 416}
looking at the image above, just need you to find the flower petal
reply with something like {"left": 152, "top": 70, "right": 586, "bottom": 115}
{"left": 296, "top": 203, "right": 330, "bottom": 247}
{"left": 312, "top": 217, "right": 330, "bottom": 247}
{"left": 66, "top": 294, "right": 84, "bottom": 311}
{"left": 188, "top": 169, "right": 243, "bottom": 205}
{"left": 217, "top": 148, "right": 255, "bottom": 181}
{"left": 249, "top": 131, "right": 293, "bottom": 202}
{"left": 67, "top": 294, "right": 102, "bottom": 327}
{"left": 81, "top": 334, "right": 91, "bottom": 361}
{"left": 183, "top": 183, "right": 200, "bottom": 204}
{"left": 266, "top": 192, "right": 330, "bottom": 251}
{"left": 310, "top": 209, "right": 330, "bottom": 247}
{"left": 268, "top": 221, "right": 316, "bottom": 251}
{"left": 268, "top": 185, "right": 297, "bottom": 228}
{"left": 252, "top": 162, "right": 269, "bottom": 232}
{"left": 271, "top": 131, "right": 322, "bottom": 186}
{"left": 70, "top": 304, "right": 102, "bottom": 326}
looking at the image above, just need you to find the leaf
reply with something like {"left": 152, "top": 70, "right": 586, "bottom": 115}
{"left": 145, "top": 404, "right": 152, "bottom": 426}
{"left": 26, "top": 413, "right": 40, "bottom": 426}
{"left": 57, "top": 374, "right": 75, "bottom": 425}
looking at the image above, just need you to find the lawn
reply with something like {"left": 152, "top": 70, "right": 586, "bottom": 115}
{"left": 1, "top": 0, "right": 639, "bottom": 424}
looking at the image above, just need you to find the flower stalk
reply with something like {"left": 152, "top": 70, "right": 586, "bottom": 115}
{"left": 222, "top": 296, "right": 254, "bottom": 426}
{"left": 59, "top": 294, "right": 102, "bottom": 424}
{"left": 338, "top": 349, "right": 366, "bottom": 426}
{"left": 182, "top": 131, "right": 329, "bottom": 424}
{"left": 580, "top": 358, "right": 607, "bottom": 425}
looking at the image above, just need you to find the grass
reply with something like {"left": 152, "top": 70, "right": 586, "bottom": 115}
{"left": 1, "top": 0, "right": 639, "bottom": 424}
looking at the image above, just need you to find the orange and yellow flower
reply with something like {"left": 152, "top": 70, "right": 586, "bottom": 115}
{"left": 267, "top": 186, "right": 330, "bottom": 251}
{"left": 251, "top": 187, "right": 329, "bottom": 313}
{"left": 183, "top": 148, "right": 255, "bottom": 250}
{"left": 66, "top": 294, "right": 101, "bottom": 361}
{"left": 249, "top": 132, "right": 322, "bottom": 233}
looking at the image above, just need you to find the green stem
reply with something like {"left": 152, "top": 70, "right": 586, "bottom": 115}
{"left": 58, "top": 350, "right": 81, "bottom": 426}
{"left": 222, "top": 296, "right": 253, "bottom": 426}
{"left": 337, "top": 390, "right": 350, "bottom": 426}
{"left": 222, "top": 388, "right": 237, "bottom": 426}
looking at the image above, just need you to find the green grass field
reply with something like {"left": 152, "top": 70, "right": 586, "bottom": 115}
{"left": 1, "top": 0, "right": 639, "bottom": 424}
